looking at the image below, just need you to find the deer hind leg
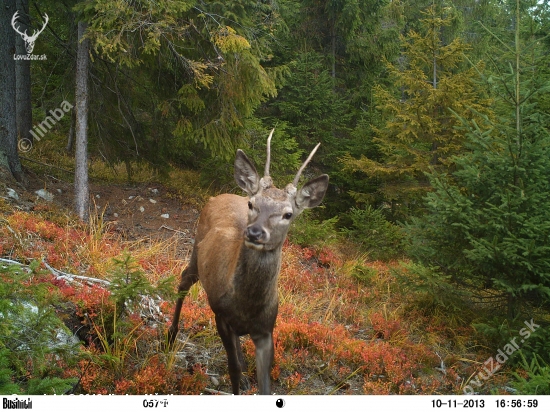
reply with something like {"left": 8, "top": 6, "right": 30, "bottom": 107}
{"left": 215, "top": 315, "right": 249, "bottom": 394}
{"left": 168, "top": 258, "right": 198, "bottom": 345}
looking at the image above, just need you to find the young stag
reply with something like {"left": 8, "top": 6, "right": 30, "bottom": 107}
{"left": 168, "top": 130, "right": 329, "bottom": 395}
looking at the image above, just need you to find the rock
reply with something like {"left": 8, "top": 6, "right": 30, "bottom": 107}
{"left": 160, "top": 213, "right": 169, "bottom": 219}
{"left": 35, "top": 189, "right": 54, "bottom": 202}
{"left": 6, "top": 188, "right": 19, "bottom": 200}
{"left": 139, "top": 206, "right": 145, "bottom": 213}
{"left": 113, "top": 213, "right": 119, "bottom": 218}
{"left": 96, "top": 194, "right": 100, "bottom": 198}
{"left": 129, "top": 196, "right": 135, "bottom": 200}
{"left": 149, "top": 198, "right": 157, "bottom": 204}
{"left": 9, "top": 302, "right": 81, "bottom": 350}
{"left": 149, "top": 188, "right": 159, "bottom": 195}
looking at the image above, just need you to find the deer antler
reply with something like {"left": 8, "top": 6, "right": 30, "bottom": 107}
{"left": 259, "top": 128, "right": 275, "bottom": 190}
{"left": 264, "top": 128, "right": 275, "bottom": 178}
{"left": 292, "top": 143, "right": 321, "bottom": 187}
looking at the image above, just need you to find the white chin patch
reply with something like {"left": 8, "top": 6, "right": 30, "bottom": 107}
{"left": 244, "top": 240, "right": 265, "bottom": 251}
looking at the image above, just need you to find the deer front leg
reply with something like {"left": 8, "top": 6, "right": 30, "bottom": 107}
{"left": 236, "top": 337, "right": 251, "bottom": 391}
{"left": 251, "top": 332, "right": 274, "bottom": 395}
{"left": 215, "top": 315, "right": 247, "bottom": 395}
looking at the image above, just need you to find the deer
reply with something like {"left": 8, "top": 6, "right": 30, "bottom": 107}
{"left": 168, "top": 130, "right": 329, "bottom": 395}
{"left": 11, "top": 11, "right": 49, "bottom": 54}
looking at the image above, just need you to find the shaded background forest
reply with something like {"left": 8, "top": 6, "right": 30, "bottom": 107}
{"left": 1, "top": 0, "right": 550, "bottom": 395}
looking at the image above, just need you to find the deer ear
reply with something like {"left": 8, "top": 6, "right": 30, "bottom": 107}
{"left": 235, "top": 149, "right": 260, "bottom": 196}
{"left": 295, "top": 174, "right": 329, "bottom": 210}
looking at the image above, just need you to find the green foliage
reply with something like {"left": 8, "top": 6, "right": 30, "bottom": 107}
{"left": 471, "top": 318, "right": 518, "bottom": 349}
{"left": 25, "top": 377, "right": 78, "bottom": 396}
{"left": 469, "top": 317, "right": 550, "bottom": 367}
{"left": 109, "top": 253, "right": 175, "bottom": 319}
{"left": 406, "top": 121, "right": 550, "bottom": 315}
{"left": 342, "top": 4, "right": 492, "bottom": 217}
{"left": 70, "top": 0, "right": 280, "bottom": 171}
{"left": 393, "top": 261, "right": 469, "bottom": 313}
{"left": 341, "top": 206, "right": 403, "bottom": 260}
{"left": 200, "top": 120, "right": 303, "bottom": 191}
{"left": 0, "top": 262, "right": 80, "bottom": 394}
{"left": 511, "top": 353, "right": 550, "bottom": 395}
{"left": 348, "top": 262, "right": 378, "bottom": 286}
{"left": 269, "top": 51, "right": 358, "bottom": 216}
{"left": 404, "top": 1, "right": 550, "bottom": 318}
{"left": 518, "top": 326, "right": 550, "bottom": 366}
{"left": 85, "top": 254, "right": 176, "bottom": 378}
{"left": 288, "top": 209, "right": 339, "bottom": 249}
{"left": 0, "top": 349, "right": 19, "bottom": 394}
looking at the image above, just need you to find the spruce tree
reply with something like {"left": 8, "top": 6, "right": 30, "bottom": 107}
{"left": 343, "top": 5, "right": 492, "bottom": 217}
{"left": 405, "top": 0, "right": 550, "bottom": 318}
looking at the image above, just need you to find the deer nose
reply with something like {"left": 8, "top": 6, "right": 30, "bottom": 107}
{"left": 246, "top": 225, "right": 266, "bottom": 243}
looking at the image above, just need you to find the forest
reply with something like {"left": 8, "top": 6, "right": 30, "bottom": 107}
{"left": 1, "top": 0, "right": 549, "bottom": 396}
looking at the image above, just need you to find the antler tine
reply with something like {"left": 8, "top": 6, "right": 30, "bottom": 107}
{"left": 264, "top": 128, "right": 275, "bottom": 177}
{"left": 292, "top": 142, "right": 321, "bottom": 187}
{"left": 31, "top": 13, "right": 48, "bottom": 39}
{"left": 11, "top": 11, "right": 26, "bottom": 37}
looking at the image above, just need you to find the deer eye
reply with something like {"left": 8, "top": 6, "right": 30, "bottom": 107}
{"left": 248, "top": 201, "right": 253, "bottom": 210}
{"left": 283, "top": 212, "right": 293, "bottom": 220}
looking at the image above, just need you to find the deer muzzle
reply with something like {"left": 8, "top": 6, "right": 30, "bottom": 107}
{"left": 244, "top": 225, "right": 269, "bottom": 250}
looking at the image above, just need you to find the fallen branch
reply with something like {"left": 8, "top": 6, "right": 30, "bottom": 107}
{"left": 19, "top": 156, "right": 74, "bottom": 174}
{"left": 0, "top": 257, "right": 32, "bottom": 272}
{"left": 159, "top": 225, "right": 189, "bottom": 235}
{"left": 0, "top": 257, "right": 25, "bottom": 266}
{"left": 3, "top": 257, "right": 169, "bottom": 324}
{"left": 43, "top": 260, "right": 111, "bottom": 286}
{"left": 202, "top": 388, "right": 232, "bottom": 395}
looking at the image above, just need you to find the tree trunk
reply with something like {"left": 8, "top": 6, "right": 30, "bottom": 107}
{"left": 66, "top": 109, "right": 75, "bottom": 153}
{"left": 0, "top": 0, "right": 24, "bottom": 182}
{"left": 75, "top": 21, "right": 90, "bottom": 220}
{"left": 15, "top": 0, "right": 32, "bottom": 146}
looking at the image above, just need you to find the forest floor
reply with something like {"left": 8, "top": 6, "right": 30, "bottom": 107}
{"left": 23, "top": 170, "right": 200, "bottom": 244}
{"left": 0, "top": 162, "right": 522, "bottom": 395}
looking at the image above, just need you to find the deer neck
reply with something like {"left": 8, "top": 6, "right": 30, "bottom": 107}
{"left": 234, "top": 244, "right": 283, "bottom": 299}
